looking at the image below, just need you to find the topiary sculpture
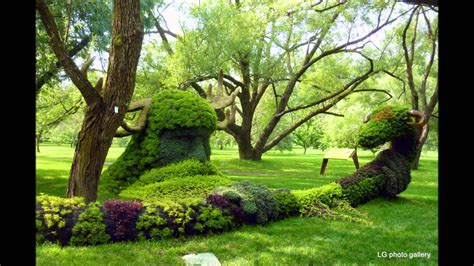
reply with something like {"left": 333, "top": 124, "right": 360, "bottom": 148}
{"left": 101, "top": 72, "right": 240, "bottom": 195}
{"left": 36, "top": 105, "right": 428, "bottom": 246}
{"left": 337, "top": 105, "right": 427, "bottom": 206}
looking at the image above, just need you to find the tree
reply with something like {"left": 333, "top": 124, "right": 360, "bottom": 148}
{"left": 36, "top": 0, "right": 144, "bottom": 202}
{"left": 163, "top": 0, "right": 412, "bottom": 160}
{"left": 400, "top": 4, "right": 438, "bottom": 169}
{"left": 36, "top": 84, "right": 84, "bottom": 152}
{"left": 36, "top": 0, "right": 112, "bottom": 94}
{"left": 292, "top": 118, "right": 324, "bottom": 154}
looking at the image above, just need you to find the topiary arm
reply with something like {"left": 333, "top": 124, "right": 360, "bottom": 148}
{"left": 206, "top": 70, "right": 241, "bottom": 130}
{"left": 114, "top": 98, "right": 152, "bottom": 137}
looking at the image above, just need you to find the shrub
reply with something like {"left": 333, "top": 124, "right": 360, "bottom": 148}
{"left": 194, "top": 205, "right": 233, "bottom": 234}
{"left": 136, "top": 200, "right": 234, "bottom": 239}
{"left": 133, "top": 159, "right": 221, "bottom": 187}
{"left": 213, "top": 181, "right": 278, "bottom": 225}
{"left": 36, "top": 195, "right": 86, "bottom": 246}
{"left": 36, "top": 204, "right": 44, "bottom": 244}
{"left": 135, "top": 204, "right": 172, "bottom": 241}
{"left": 119, "top": 175, "right": 234, "bottom": 203}
{"left": 206, "top": 194, "right": 245, "bottom": 224}
{"left": 273, "top": 191, "right": 300, "bottom": 219}
{"left": 103, "top": 200, "right": 143, "bottom": 242}
{"left": 70, "top": 203, "right": 110, "bottom": 246}
{"left": 159, "top": 201, "right": 197, "bottom": 236}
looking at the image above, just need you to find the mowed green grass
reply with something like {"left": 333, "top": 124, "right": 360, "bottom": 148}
{"left": 36, "top": 144, "right": 438, "bottom": 265}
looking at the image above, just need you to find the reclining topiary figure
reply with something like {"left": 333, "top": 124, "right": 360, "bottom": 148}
{"left": 101, "top": 71, "right": 240, "bottom": 195}
{"left": 36, "top": 104, "right": 427, "bottom": 246}
{"left": 336, "top": 105, "right": 427, "bottom": 206}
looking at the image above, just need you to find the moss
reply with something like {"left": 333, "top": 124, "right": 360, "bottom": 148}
{"left": 101, "top": 90, "right": 218, "bottom": 195}
{"left": 340, "top": 174, "right": 384, "bottom": 206}
{"left": 358, "top": 105, "right": 416, "bottom": 151}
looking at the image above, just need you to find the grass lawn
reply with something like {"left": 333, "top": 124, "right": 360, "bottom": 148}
{"left": 36, "top": 144, "right": 438, "bottom": 265}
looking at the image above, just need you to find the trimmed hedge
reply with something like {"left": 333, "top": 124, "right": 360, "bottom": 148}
{"left": 293, "top": 183, "right": 343, "bottom": 210}
{"left": 133, "top": 159, "right": 221, "bottom": 187}
{"left": 119, "top": 175, "right": 235, "bottom": 204}
{"left": 273, "top": 190, "right": 300, "bottom": 219}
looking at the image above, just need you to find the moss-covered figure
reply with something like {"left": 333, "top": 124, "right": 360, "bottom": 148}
{"left": 36, "top": 105, "right": 427, "bottom": 246}
{"left": 337, "top": 105, "right": 425, "bottom": 205}
{"left": 101, "top": 90, "right": 218, "bottom": 194}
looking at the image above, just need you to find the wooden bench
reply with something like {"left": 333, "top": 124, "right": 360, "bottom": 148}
{"left": 320, "top": 148, "right": 359, "bottom": 175}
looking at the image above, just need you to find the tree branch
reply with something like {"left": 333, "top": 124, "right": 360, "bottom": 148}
{"left": 402, "top": 6, "right": 420, "bottom": 109}
{"left": 36, "top": 0, "right": 102, "bottom": 106}
{"left": 322, "top": 111, "right": 344, "bottom": 117}
{"left": 314, "top": 0, "right": 347, "bottom": 13}
{"left": 36, "top": 35, "right": 92, "bottom": 94}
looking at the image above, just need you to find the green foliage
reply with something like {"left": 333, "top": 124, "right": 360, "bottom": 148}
{"left": 340, "top": 175, "right": 384, "bottom": 206}
{"left": 161, "top": 202, "right": 196, "bottom": 236}
{"left": 135, "top": 204, "right": 172, "bottom": 241}
{"left": 214, "top": 181, "right": 278, "bottom": 225}
{"left": 210, "top": 130, "right": 236, "bottom": 150}
{"left": 194, "top": 205, "right": 233, "bottom": 233}
{"left": 150, "top": 90, "right": 217, "bottom": 131}
{"left": 36, "top": 85, "right": 84, "bottom": 145}
{"left": 292, "top": 118, "right": 325, "bottom": 153}
{"left": 101, "top": 89, "right": 218, "bottom": 195}
{"left": 133, "top": 159, "right": 221, "bottom": 187}
{"left": 70, "top": 203, "right": 110, "bottom": 246}
{"left": 36, "top": 194, "right": 86, "bottom": 245}
{"left": 119, "top": 175, "right": 234, "bottom": 204}
{"left": 157, "top": 127, "right": 213, "bottom": 166}
{"left": 303, "top": 199, "right": 372, "bottom": 225}
{"left": 36, "top": 1, "right": 112, "bottom": 86}
{"left": 36, "top": 209, "right": 44, "bottom": 243}
{"left": 357, "top": 105, "right": 415, "bottom": 149}
{"left": 292, "top": 183, "right": 371, "bottom": 224}
{"left": 292, "top": 182, "right": 344, "bottom": 212}
{"left": 273, "top": 191, "right": 300, "bottom": 219}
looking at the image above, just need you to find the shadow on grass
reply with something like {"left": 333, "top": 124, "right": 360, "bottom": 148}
{"left": 36, "top": 169, "right": 69, "bottom": 197}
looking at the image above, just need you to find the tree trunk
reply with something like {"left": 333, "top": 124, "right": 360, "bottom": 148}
{"left": 237, "top": 135, "right": 262, "bottom": 160}
{"left": 303, "top": 145, "right": 307, "bottom": 155}
{"left": 412, "top": 125, "right": 430, "bottom": 170}
{"left": 36, "top": 132, "right": 41, "bottom": 153}
{"left": 67, "top": 105, "right": 110, "bottom": 201}
{"left": 64, "top": 0, "right": 143, "bottom": 202}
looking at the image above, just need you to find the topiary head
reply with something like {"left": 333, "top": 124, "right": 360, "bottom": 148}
{"left": 357, "top": 105, "right": 426, "bottom": 160}
{"left": 146, "top": 89, "right": 218, "bottom": 165}
{"left": 101, "top": 90, "right": 218, "bottom": 194}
